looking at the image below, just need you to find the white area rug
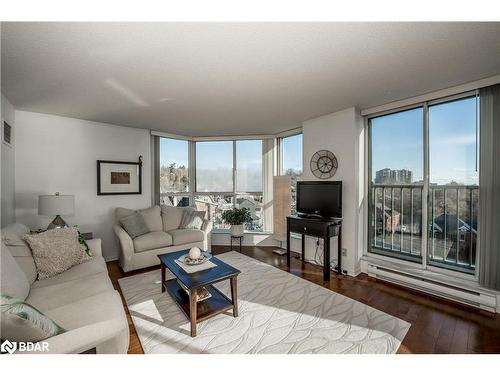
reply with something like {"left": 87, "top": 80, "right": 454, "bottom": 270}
{"left": 118, "top": 251, "right": 410, "bottom": 354}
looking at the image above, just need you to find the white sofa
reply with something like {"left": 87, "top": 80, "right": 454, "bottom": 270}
{"left": 1, "top": 223, "right": 129, "bottom": 354}
{"left": 113, "top": 205, "right": 212, "bottom": 272}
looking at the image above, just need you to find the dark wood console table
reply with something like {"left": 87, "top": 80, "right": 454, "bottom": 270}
{"left": 286, "top": 215, "right": 342, "bottom": 282}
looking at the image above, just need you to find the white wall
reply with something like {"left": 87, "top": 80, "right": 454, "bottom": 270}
{"left": 1, "top": 94, "right": 16, "bottom": 227}
{"left": 14, "top": 111, "right": 151, "bottom": 260}
{"left": 294, "top": 107, "right": 364, "bottom": 276}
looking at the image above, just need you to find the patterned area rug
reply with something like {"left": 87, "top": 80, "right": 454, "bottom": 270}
{"left": 118, "top": 251, "right": 410, "bottom": 354}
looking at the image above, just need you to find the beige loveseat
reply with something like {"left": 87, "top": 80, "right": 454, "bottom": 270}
{"left": 0, "top": 223, "right": 129, "bottom": 354}
{"left": 113, "top": 205, "right": 212, "bottom": 272}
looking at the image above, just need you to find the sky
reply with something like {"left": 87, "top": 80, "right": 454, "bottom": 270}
{"left": 371, "top": 96, "right": 479, "bottom": 185}
{"left": 160, "top": 137, "right": 189, "bottom": 167}
{"left": 282, "top": 133, "right": 303, "bottom": 172}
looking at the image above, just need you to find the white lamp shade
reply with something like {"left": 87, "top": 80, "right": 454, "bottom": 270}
{"left": 38, "top": 195, "right": 75, "bottom": 216}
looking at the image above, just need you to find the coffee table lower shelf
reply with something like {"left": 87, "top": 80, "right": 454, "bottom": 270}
{"left": 164, "top": 279, "right": 235, "bottom": 330}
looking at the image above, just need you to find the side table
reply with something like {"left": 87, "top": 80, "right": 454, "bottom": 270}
{"left": 230, "top": 235, "right": 243, "bottom": 253}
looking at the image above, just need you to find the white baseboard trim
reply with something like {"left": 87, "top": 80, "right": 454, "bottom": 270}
{"left": 361, "top": 256, "right": 499, "bottom": 313}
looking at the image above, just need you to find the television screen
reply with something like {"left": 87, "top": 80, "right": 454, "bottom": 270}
{"left": 296, "top": 181, "right": 342, "bottom": 219}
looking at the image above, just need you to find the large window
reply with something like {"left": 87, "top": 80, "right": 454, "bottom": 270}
{"left": 236, "top": 140, "right": 263, "bottom": 230}
{"left": 280, "top": 133, "right": 303, "bottom": 213}
{"left": 196, "top": 141, "right": 233, "bottom": 192}
{"left": 368, "top": 94, "right": 479, "bottom": 275}
{"left": 236, "top": 140, "right": 262, "bottom": 192}
{"left": 159, "top": 138, "right": 190, "bottom": 206}
{"left": 195, "top": 140, "right": 264, "bottom": 231}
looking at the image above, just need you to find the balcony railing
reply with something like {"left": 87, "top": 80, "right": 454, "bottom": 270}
{"left": 370, "top": 184, "right": 478, "bottom": 273}
{"left": 428, "top": 185, "right": 478, "bottom": 273}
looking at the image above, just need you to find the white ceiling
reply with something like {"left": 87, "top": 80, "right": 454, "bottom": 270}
{"left": 2, "top": 22, "right": 500, "bottom": 136}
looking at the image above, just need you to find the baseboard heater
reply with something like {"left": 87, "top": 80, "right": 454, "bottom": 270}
{"left": 367, "top": 263, "right": 497, "bottom": 313}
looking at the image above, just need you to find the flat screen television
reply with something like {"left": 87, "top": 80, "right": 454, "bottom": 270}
{"left": 296, "top": 181, "right": 342, "bottom": 219}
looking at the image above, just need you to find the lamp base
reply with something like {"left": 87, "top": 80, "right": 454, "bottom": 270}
{"left": 47, "top": 215, "right": 68, "bottom": 230}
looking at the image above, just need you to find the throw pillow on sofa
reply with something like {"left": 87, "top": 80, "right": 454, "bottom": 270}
{"left": 179, "top": 210, "right": 205, "bottom": 230}
{"left": 119, "top": 212, "right": 150, "bottom": 239}
{"left": 116, "top": 206, "right": 162, "bottom": 232}
{"left": 138, "top": 206, "right": 163, "bottom": 232}
{"left": 161, "top": 205, "right": 195, "bottom": 231}
{"left": 1, "top": 294, "right": 66, "bottom": 342}
{"left": 24, "top": 227, "right": 93, "bottom": 280}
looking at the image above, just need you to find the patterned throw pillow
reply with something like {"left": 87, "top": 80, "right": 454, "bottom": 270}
{"left": 179, "top": 210, "right": 205, "bottom": 230}
{"left": 24, "top": 227, "right": 92, "bottom": 280}
{"left": 119, "top": 212, "right": 150, "bottom": 238}
{"left": 0, "top": 294, "right": 66, "bottom": 342}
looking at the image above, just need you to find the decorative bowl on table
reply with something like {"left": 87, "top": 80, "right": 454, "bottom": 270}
{"left": 178, "top": 251, "right": 212, "bottom": 266}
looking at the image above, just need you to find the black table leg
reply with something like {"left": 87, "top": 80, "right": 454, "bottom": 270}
{"left": 230, "top": 276, "right": 238, "bottom": 317}
{"left": 161, "top": 262, "right": 166, "bottom": 292}
{"left": 324, "top": 228, "right": 330, "bottom": 282}
{"left": 286, "top": 219, "right": 291, "bottom": 268}
{"left": 337, "top": 225, "right": 342, "bottom": 275}
{"left": 301, "top": 234, "right": 305, "bottom": 261}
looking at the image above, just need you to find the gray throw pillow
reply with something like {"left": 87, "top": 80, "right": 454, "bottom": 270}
{"left": 179, "top": 210, "right": 205, "bottom": 230}
{"left": 120, "top": 212, "right": 150, "bottom": 238}
{"left": 24, "top": 227, "right": 93, "bottom": 280}
{"left": 1, "top": 294, "right": 66, "bottom": 342}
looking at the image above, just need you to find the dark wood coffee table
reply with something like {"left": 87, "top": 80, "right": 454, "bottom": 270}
{"left": 158, "top": 250, "right": 240, "bottom": 337}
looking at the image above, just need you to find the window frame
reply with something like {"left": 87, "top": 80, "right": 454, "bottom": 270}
{"left": 194, "top": 140, "right": 235, "bottom": 194}
{"left": 193, "top": 139, "right": 265, "bottom": 233}
{"left": 277, "top": 132, "right": 303, "bottom": 216}
{"left": 158, "top": 133, "right": 299, "bottom": 234}
{"left": 365, "top": 90, "right": 479, "bottom": 280}
{"left": 158, "top": 137, "right": 191, "bottom": 206}
{"left": 367, "top": 104, "right": 425, "bottom": 264}
{"left": 277, "top": 132, "right": 303, "bottom": 176}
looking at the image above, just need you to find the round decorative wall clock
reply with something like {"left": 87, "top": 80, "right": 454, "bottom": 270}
{"left": 310, "top": 150, "right": 338, "bottom": 179}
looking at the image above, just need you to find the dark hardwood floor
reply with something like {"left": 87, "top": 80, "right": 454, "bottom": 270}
{"left": 106, "top": 245, "right": 500, "bottom": 354}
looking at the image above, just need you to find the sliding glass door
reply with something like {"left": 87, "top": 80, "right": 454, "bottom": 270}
{"left": 368, "top": 93, "right": 479, "bottom": 275}
{"left": 428, "top": 96, "right": 479, "bottom": 273}
{"left": 369, "top": 107, "right": 424, "bottom": 262}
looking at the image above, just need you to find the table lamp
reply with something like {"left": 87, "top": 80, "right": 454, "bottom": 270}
{"left": 38, "top": 193, "right": 75, "bottom": 230}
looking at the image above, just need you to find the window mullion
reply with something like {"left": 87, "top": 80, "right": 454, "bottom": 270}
{"left": 189, "top": 140, "right": 196, "bottom": 204}
{"left": 277, "top": 137, "right": 283, "bottom": 175}
{"left": 233, "top": 140, "right": 236, "bottom": 208}
{"left": 422, "top": 102, "right": 430, "bottom": 269}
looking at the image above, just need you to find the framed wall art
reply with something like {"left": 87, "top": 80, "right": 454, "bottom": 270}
{"left": 97, "top": 156, "right": 142, "bottom": 195}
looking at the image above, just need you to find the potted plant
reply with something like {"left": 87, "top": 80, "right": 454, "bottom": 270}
{"left": 221, "top": 207, "right": 252, "bottom": 236}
